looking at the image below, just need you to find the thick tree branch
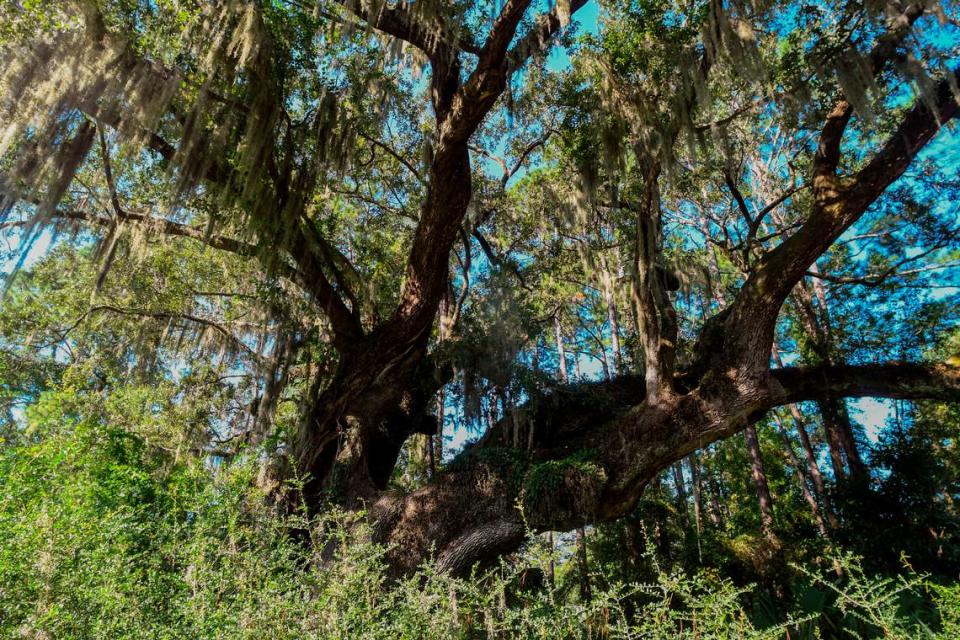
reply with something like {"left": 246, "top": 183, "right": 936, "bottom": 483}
{"left": 507, "top": 0, "right": 590, "bottom": 72}
{"left": 333, "top": 0, "right": 456, "bottom": 60}
{"left": 19, "top": 206, "right": 363, "bottom": 349}
{"left": 771, "top": 362, "right": 960, "bottom": 405}
{"left": 11, "top": 208, "right": 256, "bottom": 257}
{"left": 374, "top": 356, "right": 960, "bottom": 575}
{"left": 441, "top": 0, "right": 586, "bottom": 144}
{"left": 438, "top": 0, "right": 535, "bottom": 143}
{"left": 388, "top": 0, "right": 578, "bottom": 344}
{"left": 736, "top": 1, "right": 934, "bottom": 312}
{"left": 479, "top": 0, "right": 536, "bottom": 67}
{"left": 811, "top": 1, "right": 927, "bottom": 180}
{"left": 846, "top": 71, "right": 960, "bottom": 210}
{"left": 299, "top": 218, "right": 365, "bottom": 327}
{"left": 723, "top": 68, "right": 960, "bottom": 374}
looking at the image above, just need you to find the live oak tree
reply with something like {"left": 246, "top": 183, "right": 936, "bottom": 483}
{"left": 1, "top": 0, "right": 959, "bottom": 577}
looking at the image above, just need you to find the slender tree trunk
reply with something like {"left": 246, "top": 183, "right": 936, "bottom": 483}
{"left": 706, "top": 462, "right": 728, "bottom": 525}
{"left": 598, "top": 336, "right": 611, "bottom": 380}
{"left": 744, "top": 424, "right": 776, "bottom": 538}
{"left": 687, "top": 453, "right": 706, "bottom": 531}
{"left": 820, "top": 405, "right": 851, "bottom": 481}
{"left": 595, "top": 220, "right": 624, "bottom": 376}
{"left": 792, "top": 414, "right": 839, "bottom": 528}
{"left": 789, "top": 274, "right": 866, "bottom": 480}
{"left": 546, "top": 532, "right": 555, "bottom": 585}
{"left": 649, "top": 474, "right": 673, "bottom": 563}
{"left": 430, "top": 388, "right": 444, "bottom": 477}
{"left": 554, "top": 315, "right": 568, "bottom": 383}
{"left": 818, "top": 397, "right": 866, "bottom": 479}
{"left": 773, "top": 415, "right": 832, "bottom": 537}
{"left": 576, "top": 526, "right": 592, "bottom": 601}
{"left": 793, "top": 417, "right": 828, "bottom": 500}
{"left": 790, "top": 294, "right": 849, "bottom": 480}
{"left": 672, "top": 462, "right": 690, "bottom": 526}
{"left": 604, "top": 274, "right": 623, "bottom": 374}
{"left": 771, "top": 344, "right": 837, "bottom": 525}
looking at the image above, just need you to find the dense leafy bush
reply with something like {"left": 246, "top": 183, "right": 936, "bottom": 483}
{"left": 1, "top": 387, "right": 956, "bottom": 639}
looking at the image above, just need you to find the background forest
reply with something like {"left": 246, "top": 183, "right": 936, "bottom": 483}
{"left": 1, "top": 0, "right": 960, "bottom": 638}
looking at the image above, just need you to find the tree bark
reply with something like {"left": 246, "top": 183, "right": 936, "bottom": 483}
{"left": 744, "top": 424, "right": 776, "bottom": 538}
{"left": 773, "top": 414, "right": 833, "bottom": 538}
{"left": 687, "top": 453, "right": 706, "bottom": 531}
{"left": 554, "top": 315, "right": 569, "bottom": 383}
{"left": 575, "top": 526, "right": 592, "bottom": 601}
{"left": 363, "top": 361, "right": 959, "bottom": 575}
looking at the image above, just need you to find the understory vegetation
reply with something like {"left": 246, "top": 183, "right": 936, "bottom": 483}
{"left": 1, "top": 383, "right": 958, "bottom": 638}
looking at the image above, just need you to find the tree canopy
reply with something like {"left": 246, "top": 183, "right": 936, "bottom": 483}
{"left": 1, "top": 0, "right": 960, "bottom": 635}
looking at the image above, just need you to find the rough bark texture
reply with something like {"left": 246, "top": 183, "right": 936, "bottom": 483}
{"left": 744, "top": 424, "right": 776, "bottom": 537}
{"left": 363, "top": 362, "right": 959, "bottom": 575}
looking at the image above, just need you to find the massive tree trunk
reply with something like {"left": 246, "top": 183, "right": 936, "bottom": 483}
{"left": 290, "top": 134, "right": 474, "bottom": 504}
{"left": 292, "top": 336, "right": 440, "bottom": 506}
{"left": 280, "top": 0, "right": 597, "bottom": 511}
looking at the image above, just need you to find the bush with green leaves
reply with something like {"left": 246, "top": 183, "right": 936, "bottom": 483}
{"left": 0, "top": 382, "right": 957, "bottom": 638}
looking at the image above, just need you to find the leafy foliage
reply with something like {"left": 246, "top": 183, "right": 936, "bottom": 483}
{"left": 1, "top": 395, "right": 957, "bottom": 638}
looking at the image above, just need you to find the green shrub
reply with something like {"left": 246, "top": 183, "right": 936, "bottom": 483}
{"left": 1, "top": 392, "right": 957, "bottom": 638}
